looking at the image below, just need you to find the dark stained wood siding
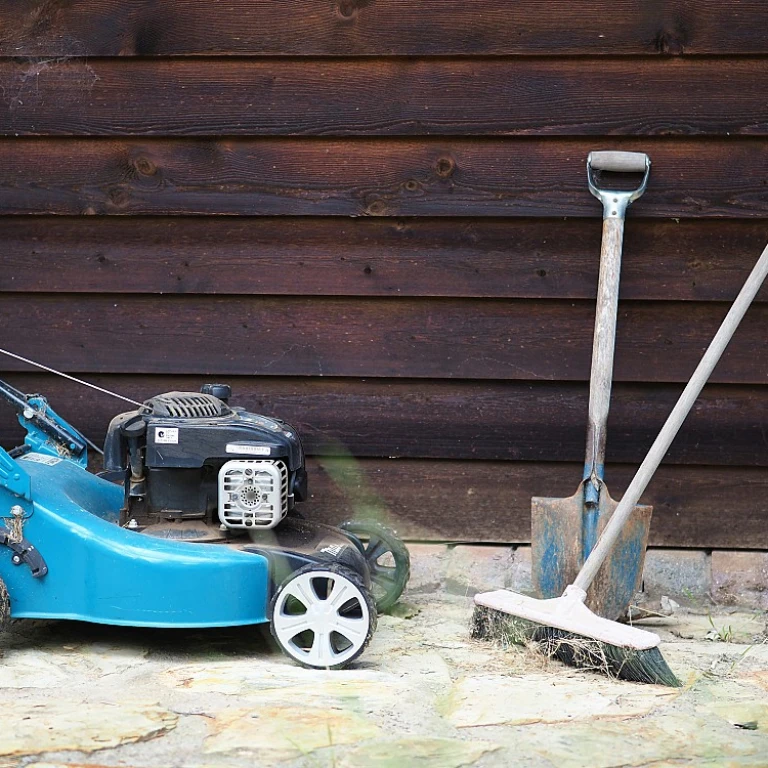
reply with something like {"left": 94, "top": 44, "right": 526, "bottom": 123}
{"left": 2, "top": 59, "right": 768, "bottom": 137}
{"left": 0, "top": 1, "right": 766, "bottom": 56}
{"left": 1, "top": 1, "right": 767, "bottom": 547}
{"left": 1, "top": 139, "right": 768, "bottom": 217}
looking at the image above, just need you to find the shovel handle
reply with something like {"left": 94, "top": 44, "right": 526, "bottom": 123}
{"left": 574, "top": 241, "right": 768, "bottom": 594}
{"left": 584, "top": 215, "right": 624, "bottom": 479}
{"left": 582, "top": 151, "right": 651, "bottom": 486}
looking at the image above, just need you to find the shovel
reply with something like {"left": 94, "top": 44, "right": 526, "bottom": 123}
{"left": 531, "top": 151, "right": 653, "bottom": 621}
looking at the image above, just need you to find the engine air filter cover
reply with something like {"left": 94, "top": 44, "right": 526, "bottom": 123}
{"left": 218, "top": 459, "right": 288, "bottom": 530}
{"left": 143, "top": 392, "right": 231, "bottom": 419}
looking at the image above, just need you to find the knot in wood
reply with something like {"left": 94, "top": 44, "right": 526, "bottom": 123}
{"left": 435, "top": 157, "right": 456, "bottom": 178}
{"left": 108, "top": 187, "right": 130, "bottom": 209}
{"left": 132, "top": 157, "right": 157, "bottom": 176}
{"left": 337, "top": 1, "right": 358, "bottom": 20}
{"left": 654, "top": 26, "right": 689, "bottom": 55}
{"left": 366, "top": 200, "right": 387, "bottom": 216}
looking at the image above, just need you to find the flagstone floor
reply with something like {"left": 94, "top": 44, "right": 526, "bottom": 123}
{"left": 0, "top": 591, "right": 766, "bottom": 768}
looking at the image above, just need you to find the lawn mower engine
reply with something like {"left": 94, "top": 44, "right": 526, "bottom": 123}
{"left": 103, "top": 384, "right": 308, "bottom": 533}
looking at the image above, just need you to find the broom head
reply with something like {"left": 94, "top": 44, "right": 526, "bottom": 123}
{"left": 472, "top": 586, "right": 680, "bottom": 687}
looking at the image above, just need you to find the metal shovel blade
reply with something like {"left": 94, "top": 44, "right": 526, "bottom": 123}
{"left": 531, "top": 485, "right": 652, "bottom": 621}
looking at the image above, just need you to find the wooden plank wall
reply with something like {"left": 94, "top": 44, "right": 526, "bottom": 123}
{"left": 1, "top": 1, "right": 768, "bottom": 548}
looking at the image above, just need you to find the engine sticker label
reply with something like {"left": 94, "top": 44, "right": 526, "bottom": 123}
{"left": 226, "top": 443, "right": 271, "bottom": 456}
{"left": 155, "top": 427, "right": 179, "bottom": 444}
{"left": 20, "top": 452, "right": 62, "bottom": 466}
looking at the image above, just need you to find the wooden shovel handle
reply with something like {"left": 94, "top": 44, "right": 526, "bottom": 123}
{"left": 584, "top": 215, "right": 624, "bottom": 476}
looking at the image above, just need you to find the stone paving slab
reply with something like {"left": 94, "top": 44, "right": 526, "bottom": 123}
{"left": 0, "top": 590, "right": 765, "bottom": 768}
{"left": 712, "top": 551, "right": 768, "bottom": 610}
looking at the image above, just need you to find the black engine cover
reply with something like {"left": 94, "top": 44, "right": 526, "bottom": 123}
{"left": 103, "top": 389, "right": 308, "bottom": 520}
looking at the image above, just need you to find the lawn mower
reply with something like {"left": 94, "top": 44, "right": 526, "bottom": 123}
{"left": 0, "top": 368, "right": 410, "bottom": 669}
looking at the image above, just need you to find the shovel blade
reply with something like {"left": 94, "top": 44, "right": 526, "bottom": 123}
{"left": 531, "top": 486, "right": 652, "bottom": 621}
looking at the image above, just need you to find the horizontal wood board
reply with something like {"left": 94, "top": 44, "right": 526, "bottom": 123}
{"left": 1, "top": 295, "right": 767, "bottom": 383}
{"left": 1, "top": 138, "right": 768, "bottom": 217}
{"left": 1, "top": 217, "right": 767, "bottom": 301}
{"left": 3, "top": 58, "right": 768, "bottom": 137}
{"left": 2, "top": 374, "right": 768, "bottom": 468}
{"left": 0, "top": 1, "right": 766, "bottom": 56}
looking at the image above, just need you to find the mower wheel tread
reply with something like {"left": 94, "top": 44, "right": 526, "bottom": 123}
{"left": 269, "top": 562, "right": 376, "bottom": 670}
{"left": 340, "top": 520, "right": 410, "bottom": 613}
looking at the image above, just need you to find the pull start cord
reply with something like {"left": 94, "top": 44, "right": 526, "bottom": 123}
{"left": 0, "top": 347, "right": 143, "bottom": 407}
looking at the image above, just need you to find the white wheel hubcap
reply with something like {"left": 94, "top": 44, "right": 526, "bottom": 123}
{"left": 273, "top": 570, "right": 371, "bottom": 668}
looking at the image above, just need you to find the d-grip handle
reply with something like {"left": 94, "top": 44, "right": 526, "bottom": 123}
{"left": 588, "top": 151, "right": 648, "bottom": 174}
{"left": 587, "top": 150, "right": 651, "bottom": 217}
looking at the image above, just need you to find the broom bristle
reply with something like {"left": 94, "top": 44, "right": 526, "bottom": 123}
{"left": 471, "top": 605, "right": 680, "bottom": 687}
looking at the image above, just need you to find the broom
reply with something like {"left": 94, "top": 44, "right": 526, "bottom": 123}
{"left": 473, "top": 241, "right": 768, "bottom": 686}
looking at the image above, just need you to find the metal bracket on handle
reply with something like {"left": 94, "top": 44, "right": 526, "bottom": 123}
{"left": 587, "top": 151, "right": 651, "bottom": 219}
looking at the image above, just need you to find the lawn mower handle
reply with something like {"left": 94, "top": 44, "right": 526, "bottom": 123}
{"left": 0, "top": 379, "right": 87, "bottom": 457}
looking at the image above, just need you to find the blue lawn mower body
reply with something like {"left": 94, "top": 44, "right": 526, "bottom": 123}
{"left": 2, "top": 455, "right": 273, "bottom": 628}
{"left": 0, "top": 380, "right": 410, "bottom": 668}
